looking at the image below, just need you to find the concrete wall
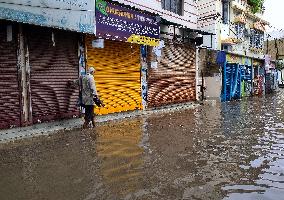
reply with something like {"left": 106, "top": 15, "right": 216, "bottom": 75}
{"left": 264, "top": 39, "right": 284, "bottom": 60}
{"left": 224, "top": 0, "right": 265, "bottom": 60}
{"left": 114, "top": 0, "right": 198, "bottom": 29}
{"left": 0, "top": 0, "right": 95, "bottom": 33}
{"left": 204, "top": 76, "right": 222, "bottom": 99}
{"left": 197, "top": 0, "right": 220, "bottom": 49}
{"left": 198, "top": 48, "right": 222, "bottom": 99}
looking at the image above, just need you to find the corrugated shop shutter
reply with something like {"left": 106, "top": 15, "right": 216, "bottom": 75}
{"left": 0, "top": 23, "right": 21, "bottom": 129}
{"left": 28, "top": 27, "right": 79, "bottom": 123}
{"left": 86, "top": 36, "right": 142, "bottom": 115}
{"left": 147, "top": 41, "right": 196, "bottom": 107}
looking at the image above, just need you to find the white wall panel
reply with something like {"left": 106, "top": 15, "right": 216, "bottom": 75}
{"left": 0, "top": 0, "right": 95, "bottom": 33}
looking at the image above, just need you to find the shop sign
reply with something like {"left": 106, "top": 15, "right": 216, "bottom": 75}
{"left": 0, "top": 0, "right": 95, "bottom": 33}
{"left": 96, "top": 0, "right": 160, "bottom": 46}
{"left": 226, "top": 54, "right": 242, "bottom": 64}
{"left": 226, "top": 54, "right": 252, "bottom": 66}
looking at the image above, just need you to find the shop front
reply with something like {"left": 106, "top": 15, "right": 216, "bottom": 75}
{"left": 27, "top": 26, "right": 80, "bottom": 123}
{"left": 0, "top": 22, "right": 80, "bottom": 128}
{"left": 0, "top": 0, "right": 95, "bottom": 129}
{"left": 147, "top": 40, "right": 196, "bottom": 107}
{"left": 252, "top": 59, "right": 265, "bottom": 96}
{"left": 0, "top": 22, "right": 21, "bottom": 129}
{"left": 147, "top": 24, "right": 197, "bottom": 108}
{"left": 86, "top": 0, "right": 160, "bottom": 115}
{"left": 222, "top": 53, "right": 253, "bottom": 101}
{"left": 265, "top": 55, "right": 278, "bottom": 94}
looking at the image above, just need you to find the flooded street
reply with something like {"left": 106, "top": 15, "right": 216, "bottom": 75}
{"left": 1, "top": 92, "right": 284, "bottom": 200}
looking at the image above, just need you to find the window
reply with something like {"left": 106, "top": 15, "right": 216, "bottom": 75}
{"left": 162, "top": 0, "right": 183, "bottom": 15}
{"left": 222, "top": 0, "right": 230, "bottom": 24}
{"left": 250, "top": 29, "right": 264, "bottom": 49}
{"left": 235, "top": 23, "right": 245, "bottom": 39}
{"left": 221, "top": 44, "right": 232, "bottom": 52}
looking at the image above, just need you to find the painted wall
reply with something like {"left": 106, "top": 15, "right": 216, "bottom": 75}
{"left": 198, "top": 48, "right": 222, "bottom": 99}
{"left": 225, "top": 0, "right": 264, "bottom": 59}
{"left": 265, "top": 39, "right": 284, "bottom": 60}
{"left": 204, "top": 76, "right": 222, "bottom": 99}
{"left": 0, "top": 0, "right": 95, "bottom": 33}
{"left": 113, "top": 0, "right": 198, "bottom": 29}
{"left": 197, "top": 0, "right": 220, "bottom": 49}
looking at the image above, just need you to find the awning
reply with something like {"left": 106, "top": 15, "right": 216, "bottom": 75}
{"left": 253, "top": 21, "right": 266, "bottom": 32}
{"left": 160, "top": 18, "right": 215, "bottom": 36}
{"left": 221, "top": 38, "right": 237, "bottom": 45}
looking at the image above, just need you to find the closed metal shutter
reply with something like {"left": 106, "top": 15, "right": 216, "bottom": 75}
{"left": 86, "top": 36, "right": 142, "bottom": 115}
{"left": 28, "top": 27, "right": 79, "bottom": 123}
{"left": 0, "top": 23, "right": 21, "bottom": 129}
{"left": 147, "top": 42, "right": 196, "bottom": 107}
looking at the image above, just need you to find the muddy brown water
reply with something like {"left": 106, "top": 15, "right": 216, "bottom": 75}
{"left": 1, "top": 92, "right": 284, "bottom": 200}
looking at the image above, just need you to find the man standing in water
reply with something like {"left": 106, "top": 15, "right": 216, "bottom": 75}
{"left": 82, "top": 67, "right": 99, "bottom": 128}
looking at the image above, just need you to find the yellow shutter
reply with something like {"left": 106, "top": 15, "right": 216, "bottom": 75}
{"left": 86, "top": 36, "right": 142, "bottom": 115}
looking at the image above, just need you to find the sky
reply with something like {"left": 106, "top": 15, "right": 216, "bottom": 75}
{"left": 263, "top": 0, "right": 284, "bottom": 30}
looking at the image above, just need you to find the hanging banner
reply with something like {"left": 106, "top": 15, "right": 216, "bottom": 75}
{"left": 95, "top": 0, "right": 160, "bottom": 46}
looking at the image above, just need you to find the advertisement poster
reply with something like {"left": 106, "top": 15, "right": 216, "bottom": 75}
{"left": 96, "top": 0, "right": 160, "bottom": 46}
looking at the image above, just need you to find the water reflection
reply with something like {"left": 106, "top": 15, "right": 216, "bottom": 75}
{"left": 223, "top": 93, "right": 284, "bottom": 199}
{"left": 95, "top": 119, "right": 144, "bottom": 198}
{"left": 1, "top": 91, "right": 284, "bottom": 199}
{"left": 0, "top": 130, "right": 99, "bottom": 200}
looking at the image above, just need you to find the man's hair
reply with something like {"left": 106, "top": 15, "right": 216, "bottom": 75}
{"left": 88, "top": 67, "right": 95, "bottom": 73}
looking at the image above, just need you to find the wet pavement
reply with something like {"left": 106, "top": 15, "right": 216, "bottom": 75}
{"left": 1, "top": 91, "right": 284, "bottom": 200}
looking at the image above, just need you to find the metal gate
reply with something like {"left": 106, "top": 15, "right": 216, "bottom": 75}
{"left": 28, "top": 27, "right": 79, "bottom": 123}
{"left": 147, "top": 42, "right": 196, "bottom": 107}
{"left": 0, "top": 23, "right": 21, "bottom": 129}
{"left": 221, "top": 63, "right": 253, "bottom": 101}
{"left": 86, "top": 36, "right": 142, "bottom": 115}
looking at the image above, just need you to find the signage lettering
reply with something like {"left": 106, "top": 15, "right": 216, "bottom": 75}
{"left": 95, "top": 0, "right": 160, "bottom": 46}
{"left": 127, "top": 34, "right": 160, "bottom": 46}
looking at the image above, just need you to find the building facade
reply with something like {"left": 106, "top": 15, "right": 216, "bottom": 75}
{"left": 0, "top": 0, "right": 94, "bottom": 128}
{"left": 197, "top": 0, "right": 269, "bottom": 101}
{"left": 0, "top": 0, "right": 203, "bottom": 128}
{"left": 86, "top": 0, "right": 202, "bottom": 115}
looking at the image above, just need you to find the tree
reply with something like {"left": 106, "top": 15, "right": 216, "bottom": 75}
{"left": 247, "top": 0, "right": 264, "bottom": 14}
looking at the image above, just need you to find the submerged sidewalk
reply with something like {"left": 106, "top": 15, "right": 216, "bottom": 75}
{"left": 0, "top": 102, "right": 200, "bottom": 143}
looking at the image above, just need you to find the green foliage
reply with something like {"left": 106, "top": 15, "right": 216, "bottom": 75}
{"left": 247, "top": 0, "right": 264, "bottom": 13}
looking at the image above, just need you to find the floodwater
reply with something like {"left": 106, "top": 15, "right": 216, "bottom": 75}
{"left": 1, "top": 92, "right": 284, "bottom": 200}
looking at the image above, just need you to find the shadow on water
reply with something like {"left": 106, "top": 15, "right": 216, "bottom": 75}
{"left": 1, "top": 90, "right": 284, "bottom": 199}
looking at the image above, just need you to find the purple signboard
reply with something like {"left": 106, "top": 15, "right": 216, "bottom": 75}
{"left": 95, "top": 0, "right": 160, "bottom": 46}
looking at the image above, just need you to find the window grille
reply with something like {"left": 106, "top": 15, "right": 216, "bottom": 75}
{"left": 162, "top": 0, "right": 183, "bottom": 15}
{"left": 250, "top": 29, "right": 264, "bottom": 49}
{"left": 235, "top": 23, "right": 245, "bottom": 39}
{"left": 222, "top": 0, "right": 230, "bottom": 24}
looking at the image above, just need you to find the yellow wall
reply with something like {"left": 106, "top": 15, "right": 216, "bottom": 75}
{"left": 226, "top": 54, "right": 252, "bottom": 66}
{"left": 86, "top": 36, "right": 142, "bottom": 115}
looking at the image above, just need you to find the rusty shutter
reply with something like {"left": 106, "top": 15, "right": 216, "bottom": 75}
{"left": 0, "top": 23, "right": 21, "bottom": 129}
{"left": 27, "top": 27, "right": 79, "bottom": 123}
{"left": 86, "top": 36, "right": 142, "bottom": 115}
{"left": 147, "top": 41, "right": 196, "bottom": 108}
